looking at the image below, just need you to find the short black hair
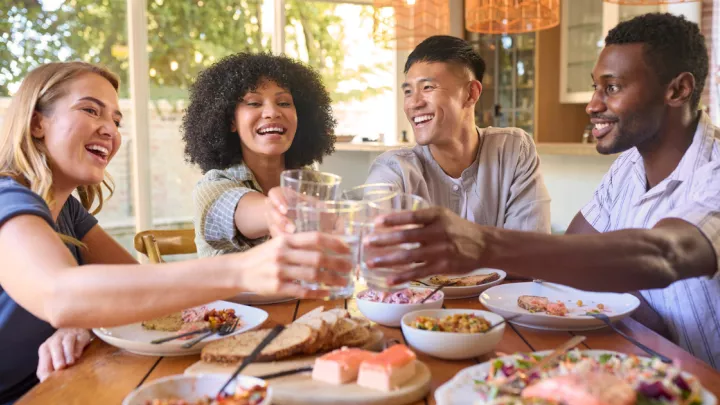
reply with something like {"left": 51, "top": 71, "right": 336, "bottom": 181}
{"left": 404, "top": 35, "right": 486, "bottom": 82}
{"left": 605, "top": 13, "right": 708, "bottom": 109}
{"left": 182, "top": 52, "right": 336, "bottom": 173}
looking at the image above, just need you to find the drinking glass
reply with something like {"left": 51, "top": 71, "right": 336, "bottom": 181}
{"left": 280, "top": 169, "right": 342, "bottom": 227}
{"left": 341, "top": 183, "right": 399, "bottom": 202}
{"left": 295, "top": 200, "right": 365, "bottom": 299}
{"left": 337, "top": 183, "right": 398, "bottom": 284}
{"left": 361, "top": 193, "right": 430, "bottom": 291}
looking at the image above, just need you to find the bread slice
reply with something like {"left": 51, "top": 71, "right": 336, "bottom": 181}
{"left": 338, "top": 325, "right": 371, "bottom": 348}
{"left": 295, "top": 317, "right": 328, "bottom": 355}
{"left": 201, "top": 323, "right": 313, "bottom": 364}
{"left": 330, "top": 318, "right": 358, "bottom": 349}
{"left": 455, "top": 272, "right": 500, "bottom": 286}
{"left": 141, "top": 312, "right": 183, "bottom": 332}
{"left": 428, "top": 275, "right": 451, "bottom": 286}
{"left": 294, "top": 306, "right": 325, "bottom": 323}
{"left": 318, "top": 312, "right": 342, "bottom": 352}
{"left": 518, "top": 295, "right": 549, "bottom": 312}
{"left": 326, "top": 308, "right": 350, "bottom": 319}
{"left": 351, "top": 317, "right": 371, "bottom": 329}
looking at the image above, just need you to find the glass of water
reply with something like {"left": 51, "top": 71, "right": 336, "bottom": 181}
{"left": 280, "top": 169, "right": 342, "bottom": 227}
{"left": 295, "top": 200, "right": 365, "bottom": 299}
{"left": 341, "top": 183, "right": 399, "bottom": 202}
{"left": 361, "top": 193, "right": 430, "bottom": 291}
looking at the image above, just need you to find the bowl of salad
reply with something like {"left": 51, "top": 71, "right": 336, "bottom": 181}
{"left": 356, "top": 287, "right": 444, "bottom": 327}
{"left": 401, "top": 309, "right": 505, "bottom": 360}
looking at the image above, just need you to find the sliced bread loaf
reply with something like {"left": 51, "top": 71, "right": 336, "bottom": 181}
{"left": 201, "top": 323, "right": 312, "bottom": 364}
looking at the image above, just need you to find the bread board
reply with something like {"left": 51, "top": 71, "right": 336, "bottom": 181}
{"left": 185, "top": 355, "right": 431, "bottom": 405}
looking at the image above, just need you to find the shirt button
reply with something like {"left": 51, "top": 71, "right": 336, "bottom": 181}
{"left": 452, "top": 185, "right": 460, "bottom": 191}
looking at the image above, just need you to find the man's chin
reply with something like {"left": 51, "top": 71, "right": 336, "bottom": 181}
{"left": 595, "top": 137, "right": 632, "bottom": 155}
{"left": 411, "top": 130, "right": 433, "bottom": 146}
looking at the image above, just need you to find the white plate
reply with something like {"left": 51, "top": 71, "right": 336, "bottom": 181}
{"left": 414, "top": 269, "right": 506, "bottom": 299}
{"left": 123, "top": 374, "right": 271, "bottom": 405}
{"left": 480, "top": 282, "right": 640, "bottom": 331}
{"left": 434, "top": 350, "right": 717, "bottom": 405}
{"left": 93, "top": 301, "right": 268, "bottom": 356}
{"left": 226, "top": 292, "right": 297, "bottom": 305}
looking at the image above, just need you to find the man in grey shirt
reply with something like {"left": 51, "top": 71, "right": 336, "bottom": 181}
{"left": 366, "top": 36, "right": 551, "bottom": 233}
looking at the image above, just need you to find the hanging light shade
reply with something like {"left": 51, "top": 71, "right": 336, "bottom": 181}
{"left": 603, "top": 0, "right": 698, "bottom": 4}
{"left": 372, "top": 0, "right": 450, "bottom": 50}
{"left": 465, "top": 0, "right": 560, "bottom": 34}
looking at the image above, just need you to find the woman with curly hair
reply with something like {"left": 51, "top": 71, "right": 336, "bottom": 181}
{"left": 183, "top": 53, "right": 337, "bottom": 257}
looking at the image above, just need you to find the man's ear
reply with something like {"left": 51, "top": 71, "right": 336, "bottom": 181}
{"left": 31, "top": 111, "right": 46, "bottom": 139}
{"left": 665, "top": 72, "right": 695, "bottom": 108}
{"left": 465, "top": 80, "right": 482, "bottom": 108}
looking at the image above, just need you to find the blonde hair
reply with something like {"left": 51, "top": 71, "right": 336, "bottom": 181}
{"left": 0, "top": 61, "right": 120, "bottom": 216}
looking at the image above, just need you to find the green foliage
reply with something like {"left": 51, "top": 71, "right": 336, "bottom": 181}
{"left": 0, "top": 0, "right": 391, "bottom": 105}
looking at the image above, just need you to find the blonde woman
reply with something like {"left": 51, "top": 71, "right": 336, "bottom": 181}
{"left": 0, "top": 62, "right": 351, "bottom": 404}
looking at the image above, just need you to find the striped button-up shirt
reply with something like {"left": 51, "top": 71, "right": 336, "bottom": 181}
{"left": 581, "top": 112, "right": 720, "bottom": 369}
{"left": 193, "top": 163, "right": 269, "bottom": 258}
{"left": 365, "top": 127, "right": 551, "bottom": 233}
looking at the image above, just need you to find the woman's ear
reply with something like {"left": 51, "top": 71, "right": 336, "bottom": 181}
{"left": 31, "top": 111, "right": 46, "bottom": 139}
{"left": 230, "top": 119, "right": 237, "bottom": 133}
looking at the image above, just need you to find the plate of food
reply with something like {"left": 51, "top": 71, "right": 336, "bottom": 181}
{"left": 435, "top": 349, "right": 716, "bottom": 405}
{"left": 189, "top": 307, "right": 384, "bottom": 369}
{"left": 123, "top": 374, "right": 271, "bottom": 405}
{"left": 226, "top": 292, "right": 297, "bottom": 305}
{"left": 480, "top": 282, "right": 640, "bottom": 331}
{"left": 187, "top": 344, "right": 431, "bottom": 405}
{"left": 93, "top": 301, "right": 268, "bottom": 356}
{"left": 413, "top": 269, "right": 506, "bottom": 299}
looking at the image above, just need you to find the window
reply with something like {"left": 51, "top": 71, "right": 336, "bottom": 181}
{"left": 1, "top": 0, "right": 138, "bottom": 249}
{"left": 144, "top": 0, "right": 273, "bottom": 258}
{"left": 1, "top": 0, "right": 399, "bottom": 257}
{"left": 284, "top": 1, "right": 394, "bottom": 141}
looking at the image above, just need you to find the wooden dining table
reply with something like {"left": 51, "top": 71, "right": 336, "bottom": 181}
{"left": 17, "top": 294, "right": 720, "bottom": 405}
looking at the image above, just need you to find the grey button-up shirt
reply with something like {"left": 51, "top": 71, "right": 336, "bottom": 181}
{"left": 365, "top": 127, "right": 551, "bottom": 233}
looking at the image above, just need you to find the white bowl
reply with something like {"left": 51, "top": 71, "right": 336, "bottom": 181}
{"left": 401, "top": 309, "right": 505, "bottom": 360}
{"left": 356, "top": 288, "right": 444, "bottom": 327}
{"left": 122, "top": 374, "right": 272, "bottom": 405}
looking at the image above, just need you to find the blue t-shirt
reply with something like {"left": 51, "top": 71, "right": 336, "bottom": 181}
{"left": 0, "top": 177, "right": 97, "bottom": 404}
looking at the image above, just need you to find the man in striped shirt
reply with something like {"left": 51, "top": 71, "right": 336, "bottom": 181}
{"left": 364, "top": 13, "right": 720, "bottom": 369}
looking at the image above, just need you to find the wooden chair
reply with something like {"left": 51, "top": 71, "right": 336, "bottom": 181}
{"left": 133, "top": 229, "right": 197, "bottom": 263}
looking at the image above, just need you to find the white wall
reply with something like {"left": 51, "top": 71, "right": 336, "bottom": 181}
{"left": 539, "top": 154, "right": 616, "bottom": 231}
{"left": 319, "top": 150, "right": 617, "bottom": 233}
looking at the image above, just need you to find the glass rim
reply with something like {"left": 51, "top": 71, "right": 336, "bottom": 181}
{"left": 280, "top": 169, "right": 342, "bottom": 186}
{"left": 342, "top": 182, "right": 398, "bottom": 192}
{"left": 367, "top": 192, "right": 429, "bottom": 209}
{"left": 296, "top": 199, "right": 364, "bottom": 213}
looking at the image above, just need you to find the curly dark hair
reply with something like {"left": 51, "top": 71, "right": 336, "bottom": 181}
{"left": 605, "top": 13, "right": 708, "bottom": 109}
{"left": 182, "top": 52, "right": 337, "bottom": 173}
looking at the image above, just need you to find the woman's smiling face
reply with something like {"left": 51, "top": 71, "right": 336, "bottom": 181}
{"left": 233, "top": 78, "right": 298, "bottom": 160}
